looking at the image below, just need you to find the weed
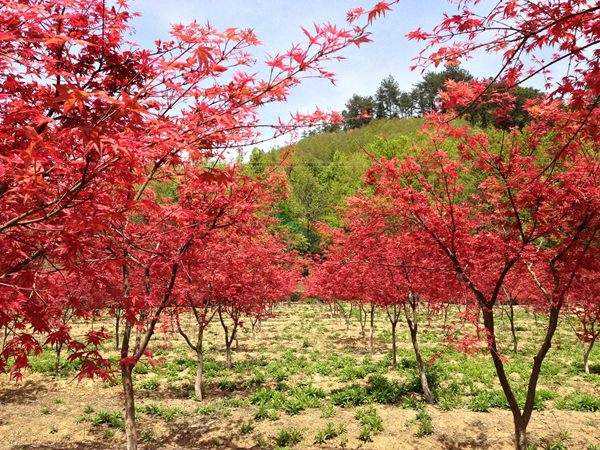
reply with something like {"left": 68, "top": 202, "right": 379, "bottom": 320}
{"left": 355, "top": 406, "right": 383, "bottom": 442}
{"left": 240, "top": 421, "right": 254, "bottom": 435}
{"left": 138, "top": 403, "right": 183, "bottom": 421}
{"left": 555, "top": 392, "right": 600, "bottom": 412}
{"left": 415, "top": 408, "right": 433, "bottom": 437}
{"left": 314, "top": 422, "right": 346, "bottom": 444}
{"left": 88, "top": 410, "right": 124, "bottom": 429}
{"left": 365, "top": 374, "right": 407, "bottom": 404}
{"left": 274, "top": 427, "right": 303, "bottom": 448}
{"left": 139, "top": 377, "right": 159, "bottom": 391}
{"left": 330, "top": 385, "right": 369, "bottom": 407}
{"left": 140, "top": 429, "right": 155, "bottom": 444}
{"left": 320, "top": 403, "right": 336, "bottom": 418}
{"left": 250, "top": 387, "right": 286, "bottom": 410}
{"left": 254, "top": 404, "right": 279, "bottom": 421}
{"left": 470, "top": 390, "right": 507, "bottom": 412}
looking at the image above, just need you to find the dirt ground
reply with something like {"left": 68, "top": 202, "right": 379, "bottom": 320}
{"left": 1, "top": 302, "right": 599, "bottom": 449}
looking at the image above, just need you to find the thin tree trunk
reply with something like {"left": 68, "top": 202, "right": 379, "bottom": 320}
{"left": 115, "top": 309, "right": 122, "bottom": 350}
{"left": 386, "top": 305, "right": 400, "bottom": 368}
{"left": 219, "top": 309, "right": 238, "bottom": 368}
{"left": 359, "top": 305, "right": 366, "bottom": 338}
{"left": 391, "top": 320, "right": 398, "bottom": 367}
{"left": 120, "top": 258, "right": 138, "bottom": 450}
{"left": 54, "top": 342, "right": 63, "bottom": 377}
{"left": 122, "top": 363, "right": 137, "bottom": 450}
{"left": 404, "top": 296, "right": 434, "bottom": 404}
{"left": 195, "top": 327, "right": 204, "bottom": 400}
{"left": 583, "top": 332, "right": 598, "bottom": 374}
{"left": 481, "top": 304, "right": 562, "bottom": 450}
{"left": 121, "top": 321, "right": 138, "bottom": 450}
{"left": 508, "top": 301, "right": 518, "bottom": 353}
{"left": 369, "top": 304, "right": 375, "bottom": 355}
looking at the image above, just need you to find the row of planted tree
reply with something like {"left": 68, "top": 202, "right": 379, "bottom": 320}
{"left": 1, "top": 1, "right": 599, "bottom": 450}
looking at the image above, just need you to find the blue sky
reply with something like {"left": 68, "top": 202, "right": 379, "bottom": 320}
{"left": 127, "top": 1, "right": 517, "bottom": 148}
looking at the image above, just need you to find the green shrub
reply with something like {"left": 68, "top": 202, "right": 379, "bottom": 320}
{"left": 355, "top": 406, "right": 383, "bottom": 442}
{"left": 469, "top": 390, "right": 507, "bottom": 412}
{"left": 88, "top": 410, "right": 124, "bottom": 429}
{"left": 139, "top": 403, "right": 183, "bottom": 421}
{"left": 365, "top": 375, "right": 407, "bottom": 404}
{"left": 240, "top": 421, "right": 254, "bottom": 435}
{"left": 556, "top": 392, "right": 600, "bottom": 412}
{"left": 274, "top": 427, "right": 303, "bottom": 447}
{"left": 254, "top": 404, "right": 279, "bottom": 421}
{"left": 415, "top": 408, "right": 433, "bottom": 437}
{"left": 320, "top": 403, "right": 336, "bottom": 418}
{"left": 139, "top": 377, "right": 159, "bottom": 391}
{"left": 330, "top": 384, "right": 369, "bottom": 407}
{"left": 314, "top": 422, "right": 346, "bottom": 444}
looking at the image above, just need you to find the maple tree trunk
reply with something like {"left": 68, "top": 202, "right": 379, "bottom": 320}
{"left": 122, "top": 363, "right": 138, "bottom": 450}
{"left": 195, "top": 327, "right": 205, "bottom": 401}
{"left": 481, "top": 304, "right": 561, "bottom": 450}
{"left": 219, "top": 309, "right": 238, "bottom": 368}
{"left": 443, "top": 305, "right": 449, "bottom": 329}
{"left": 115, "top": 309, "right": 122, "bottom": 350}
{"left": 391, "top": 320, "right": 398, "bottom": 367}
{"left": 337, "top": 302, "right": 351, "bottom": 329}
{"left": 583, "top": 333, "right": 598, "bottom": 374}
{"left": 120, "top": 319, "right": 138, "bottom": 450}
{"left": 369, "top": 304, "right": 375, "bottom": 354}
{"left": 508, "top": 301, "right": 518, "bottom": 353}
{"left": 387, "top": 305, "right": 400, "bottom": 368}
{"left": 404, "top": 297, "right": 433, "bottom": 404}
{"left": 54, "top": 342, "right": 63, "bottom": 377}
{"left": 359, "top": 305, "right": 366, "bottom": 338}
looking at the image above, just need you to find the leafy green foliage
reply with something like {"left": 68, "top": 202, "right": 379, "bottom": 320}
{"left": 273, "top": 427, "right": 303, "bottom": 448}
{"left": 556, "top": 393, "right": 600, "bottom": 412}
{"left": 415, "top": 408, "right": 433, "bottom": 437}
{"left": 355, "top": 406, "right": 383, "bottom": 442}
{"left": 314, "top": 422, "right": 346, "bottom": 444}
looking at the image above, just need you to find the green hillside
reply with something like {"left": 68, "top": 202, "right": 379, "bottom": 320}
{"left": 247, "top": 118, "right": 425, "bottom": 253}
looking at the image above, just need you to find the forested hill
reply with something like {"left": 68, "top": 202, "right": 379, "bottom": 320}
{"left": 245, "top": 118, "right": 424, "bottom": 254}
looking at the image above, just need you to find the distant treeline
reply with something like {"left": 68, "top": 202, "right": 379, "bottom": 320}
{"left": 316, "top": 65, "right": 542, "bottom": 133}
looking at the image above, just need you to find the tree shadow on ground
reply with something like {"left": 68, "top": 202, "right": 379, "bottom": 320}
{"left": 0, "top": 380, "right": 48, "bottom": 405}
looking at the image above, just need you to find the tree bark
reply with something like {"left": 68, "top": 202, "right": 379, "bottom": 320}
{"left": 122, "top": 362, "right": 138, "bottom": 450}
{"left": 582, "top": 332, "right": 598, "bottom": 374}
{"left": 508, "top": 301, "right": 518, "bottom": 353}
{"left": 386, "top": 305, "right": 400, "bottom": 368}
{"left": 115, "top": 309, "right": 122, "bottom": 350}
{"left": 404, "top": 296, "right": 434, "bottom": 404}
{"left": 219, "top": 308, "right": 238, "bottom": 368}
{"left": 481, "top": 304, "right": 562, "bottom": 450}
{"left": 195, "top": 327, "right": 204, "bottom": 400}
{"left": 359, "top": 305, "right": 366, "bottom": 338}
{"left": 54, "top": 342, "right": 63, "bottom": 377}
{"left": 369, "top": 304, "right": 375, "bottom": 354}
{"left": 121, "top": 320, "right": 138, "bottom": 450}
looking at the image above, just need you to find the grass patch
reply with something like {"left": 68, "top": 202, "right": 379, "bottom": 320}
{"left": 355, "top": 406, "right": 383, "bottom": 442}
{"left": 415, "top": 408, "right": 433, "bottom": 437}
{"left": 273, "top": 427, "right": 303, "bottom": 447}
{"left": 555, "top": 392, "right": 600, "bottom": 412}
{"left": 314, "top": 422, "right": 346, "bottom": 444}
{"left": 86, "top": 410, "right": 124, "bottom": 429}
{"left": 138, "top": 403, "right": 183, "bottom": 421}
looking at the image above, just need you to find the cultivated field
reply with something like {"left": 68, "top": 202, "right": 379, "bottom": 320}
{"left": 1, "top": 302, "right": 599, "bottom": 449}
